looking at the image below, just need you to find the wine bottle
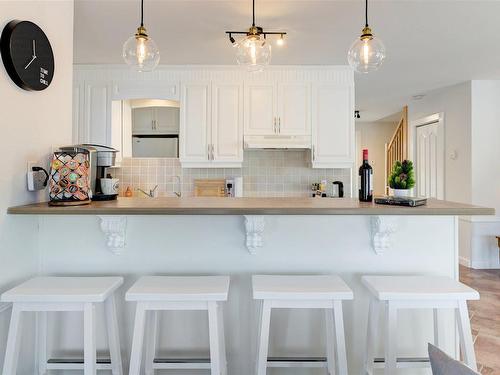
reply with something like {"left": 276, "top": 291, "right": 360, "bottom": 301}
{"left": 358, "top": 149, "right": 373, "bottom": 202}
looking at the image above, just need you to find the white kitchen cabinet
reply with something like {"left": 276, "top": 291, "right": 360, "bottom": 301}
{"left": 132, "top": 107, "right": 155, "bottom": 134}
{"left": 132, "top": 106, "right": 179, "bottom": 134}
{"left": 80, "top": 82, "right": 111, "bottom": 145}
{"left": 155, "top": 107, "right": 180, "bottom": 133}
{"left": 311, "top": 84, "right": 355, "bottom": 168}
{"left": 244, "top": 82, "right": 310, "bottom": 136}
{"left": 244, "top": 83, "right": 276, "bottom": 135}
{"left": 180, "top": 81, "right": 243, "bottom": 168}
{"left": 212, "top": 82, "right": 243, "bottom": 163}
{"left": 277, "top": 82, "right": 311, "bottom": 135}
{"left": 179, "top": 82, "right": 211, "bottom": 164}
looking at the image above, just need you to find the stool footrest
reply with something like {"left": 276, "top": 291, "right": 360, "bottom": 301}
{"left": 267, "top": 356, "right": 328, "bottom": 368}
{"left": 153, "top": 357, "right": 211, "bottom": 370}
{"left": 373, "top": 357, "right": 430, "bottom": 369}
{"left": 46, "top": 358, "right": 112, "bottom": 371}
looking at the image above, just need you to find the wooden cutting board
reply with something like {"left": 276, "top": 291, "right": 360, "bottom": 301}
{"left": 194, "top": 179, "right": 226, "bottom": 197}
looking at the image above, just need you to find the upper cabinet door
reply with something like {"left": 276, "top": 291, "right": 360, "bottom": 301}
{"left": 244, "top": 82, "right": 276, "bottom": 135}
{"left": 277, "top": 83, "right": 311, "bottom": 135}
{"left": 132, "top": 107, "right": 154, "bottom": 134}
{"left": 180, "top": 82, "right": 211, "bottom": 163}
{"left": 212, "top": 82, "right": 243, "bottom": 163}
{"left": 154, "top": 106, "right": 180, "bottom": 134}
{"left": 83, "top": 82, "right": 111, "bottom": 145}
{"left": 312, "top": 84, "right": 354, "bottom": 168}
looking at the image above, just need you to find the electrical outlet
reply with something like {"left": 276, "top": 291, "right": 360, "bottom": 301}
{"left": 27, "top": 161, "right": 49, "bottom": 191}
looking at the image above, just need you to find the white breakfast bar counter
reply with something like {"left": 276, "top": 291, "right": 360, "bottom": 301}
{"left": 7, "top": 198, "right": 494, "bottom": 375}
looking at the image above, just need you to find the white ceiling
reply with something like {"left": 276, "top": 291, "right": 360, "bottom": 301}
{"left": 74, "top": 0, "right": 500, "bottom": 121}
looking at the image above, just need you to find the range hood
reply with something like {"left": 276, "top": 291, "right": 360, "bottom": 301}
{"left": 244, "top": 135, "right": 311, "bottom": 149}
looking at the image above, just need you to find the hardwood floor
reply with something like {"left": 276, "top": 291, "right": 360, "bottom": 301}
{"left": 460, "top": 265, "right": 500, "bottom": 375}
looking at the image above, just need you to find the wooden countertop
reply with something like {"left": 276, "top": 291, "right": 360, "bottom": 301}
{"left": 6, "top": 197, "right": 494, "bottom": 216}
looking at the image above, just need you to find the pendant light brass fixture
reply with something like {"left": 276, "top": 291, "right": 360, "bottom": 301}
{"left": 225, "top": 0, "right": 287, "bottom": 72}
{"left": 348, "top": 0, "right": 386, "bottom": 73}
{"left": 123, "top": 0, "right": 160, "bottom": 72}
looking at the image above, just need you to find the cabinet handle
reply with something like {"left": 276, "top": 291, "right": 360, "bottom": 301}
{"left": 278, "top": 117, "right": 281, "bottom": 133}
{"left": 207, "top": 144, "right": 211, "bottom": 160}
{"left": 211, "top": 144, "right": 215, "bottom": 160}
{"left": 312, "top": 145, "right": 315, "bottom": 161}
{"left": 273, "top": 117, "right": 277, "bottom": 133}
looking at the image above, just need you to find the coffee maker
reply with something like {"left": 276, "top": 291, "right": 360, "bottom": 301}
{"left": 58, "top": 144, "right": 118, "bottom": 201}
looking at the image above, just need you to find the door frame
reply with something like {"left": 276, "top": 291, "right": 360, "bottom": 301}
{"left": 409, "top": 112, "right": 445, "bottom": 199}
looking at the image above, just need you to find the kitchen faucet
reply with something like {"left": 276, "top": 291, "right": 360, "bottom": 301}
{"left": 137, "top": 185, "right": 158, "bottom": 198}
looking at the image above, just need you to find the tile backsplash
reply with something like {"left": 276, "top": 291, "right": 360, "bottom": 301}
{"left": 110, "top": 150, "right": 352, "bottom": 198}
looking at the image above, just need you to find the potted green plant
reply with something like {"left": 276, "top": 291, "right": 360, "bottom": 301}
{"left": 388, "top": 160, "right": 415, "bottom": 197}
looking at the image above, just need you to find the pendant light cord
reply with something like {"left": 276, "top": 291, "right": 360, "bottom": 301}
{"left": 365, "top": 0, "right": 368, "bottom": 27}
{"left": 141, "top": 0, "right": 144, "bottom": 27}
{"left": 252, "top": 0, "right": 256, "bottom": 27}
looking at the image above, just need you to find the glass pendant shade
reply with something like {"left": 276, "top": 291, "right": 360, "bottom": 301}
{"left": 348, "top": 34, "right": 385, "bottom": 73}
{"left": 235, "top": 35, "right": 271, "bottom": 72}
{"left": 123, "top": 33, "right": 160, "bottom": 72}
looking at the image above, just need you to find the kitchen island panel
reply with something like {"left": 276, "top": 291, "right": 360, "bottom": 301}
{"left": 37, "top": 214, "right": 458, "bottom": 375}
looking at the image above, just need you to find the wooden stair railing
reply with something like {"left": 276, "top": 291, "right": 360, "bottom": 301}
{"left": 385, "top": 106, "right": 408, "bottom": 194}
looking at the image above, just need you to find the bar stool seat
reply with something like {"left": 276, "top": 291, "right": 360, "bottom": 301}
{"left": 1, "top": 276, "right": 123, "bottom": 375}
{"left": 126, "top": 276, "right": 230, "bottom": 375}
{"left": 253, "top": 275, "right": 353, "bottom": 375}
{"left": 362, "top": 275, "right": 479, "bottom": 375}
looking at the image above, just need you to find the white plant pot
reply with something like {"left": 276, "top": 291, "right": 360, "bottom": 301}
{"left": 392, "top": 188, "right": 411, "bottom": 198}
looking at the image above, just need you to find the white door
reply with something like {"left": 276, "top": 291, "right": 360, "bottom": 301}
{"left": 277, "top": 83, "right": 311, "bottom": 135}
{"left": 212, "top": 82, "right": 243, "bottom": 163}
{"left": 244, "top": 83, "right": 276, "bottom": 135}
{"left": 415, "top": 120, "right": 444, "bottom": 198}
{"left": 179, "top": 83, "right": 211, "bottom": 163}
{"left": 132, "top": 107, "right": 154, "bottom": 134}
{"left": 311, "top": 84, "right": 354, "bottom": 167}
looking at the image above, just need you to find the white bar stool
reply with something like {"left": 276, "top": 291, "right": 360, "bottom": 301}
{"left": 1, "top": 276, "right": 123, "bottom": 375}
{"left": 362, "top": 275, "right": 479, "bottom": 375}
{"left": 252, "top": 275, "right": 353, "bottom": 375}
{"left": 126, "top": 276, "right": 230, "bottom": 375}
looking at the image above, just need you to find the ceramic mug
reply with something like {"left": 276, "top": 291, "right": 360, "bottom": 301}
{"left": 100, "top": 178, "right": 119, "bottom": 195}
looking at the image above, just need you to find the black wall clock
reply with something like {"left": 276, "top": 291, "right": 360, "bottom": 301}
{"left": 0, "top": 20, "right": 54, "bottom": 91}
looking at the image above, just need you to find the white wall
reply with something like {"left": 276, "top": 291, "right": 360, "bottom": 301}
{"left": 0, "top": 1, "right": 74, "bottom": 372}
{"left": 408, "top": 82, "right": 472, "bottom": 204}
{"left": 409, "top": 81, "right": 499, "bottom": 269}
{"left": 355, "top": 121, "right": 398, "bottom": 195}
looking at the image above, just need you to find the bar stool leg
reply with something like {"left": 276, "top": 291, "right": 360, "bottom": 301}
{"left": 384, "top": 302, "right": 397, "bottom": 375}
{"left": 256, "top": 300, "right": 271, "bottom": 375}
{"left": 145, "top": 311, "right": 158, "bottom": 375}
{"left": 208, "top": 301, "right": 222, "bottom": 375}
{"left": 332, "top": 300, "right": 348, "bottom": 375}
{"left": 105, "top": 295, "right": 123, "bottom": 375}
{"left": 129, "top": 303, "right": 147, "bottom": 375}
{"left": 325, "top": 308, "right": 336, "bottom": 375}
{"left": 216, "top": 303, "right": 228, "bottom": 375}
{"left": 363, "top": 299, "right": 379, "bottom": 375}
{"left": 36, "top": 311, "right": 48, "bottom": 375}
{"left": 456, "top": 300, "right": 477, "bottom": 371}
{"left": 83, "top": 303, "right": 97, "bottom": 375}
{"left": 2, "top": 304, "right": 23, "bottom": 375}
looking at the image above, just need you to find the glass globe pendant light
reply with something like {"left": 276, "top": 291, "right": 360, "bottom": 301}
{"left": 122, "top": 0, "right": 160, "bottom": 72}
{"left": 225, "top": 0, "right": 286, "bottom": 72}
{"left": 348, "top": 0, "right": 386, "bottom": 73}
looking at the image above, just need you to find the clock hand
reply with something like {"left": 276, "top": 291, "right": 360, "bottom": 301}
{"left": 32, "top": 40, "right": 36, "bottom": 58}
{"left": 24, "top": 55, "right": 36, "bottom": 70}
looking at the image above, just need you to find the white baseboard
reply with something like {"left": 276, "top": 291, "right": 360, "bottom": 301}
{"left": 471, "top": 260, "right": 500, "bottom": 270}
{"left": 459, "top": 256, "right": 471, "bottom": 268}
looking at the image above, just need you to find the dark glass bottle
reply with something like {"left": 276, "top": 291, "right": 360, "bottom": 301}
{"left": 358, "top": 149, "right": 373, "bottom": 202}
